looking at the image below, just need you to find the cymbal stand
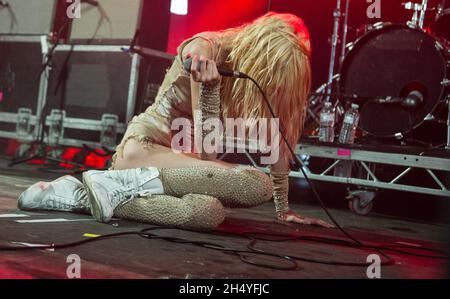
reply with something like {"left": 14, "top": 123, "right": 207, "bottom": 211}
{"left": 325, "top": 0, "right": 341, "bottom": 103}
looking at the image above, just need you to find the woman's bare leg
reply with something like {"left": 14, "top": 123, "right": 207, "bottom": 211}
{"left": 113, "top": 139, "right": 236, "bottom": 170}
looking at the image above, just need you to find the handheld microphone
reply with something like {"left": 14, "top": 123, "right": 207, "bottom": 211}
{"left": 183, "top": 57, "right": 248, "bottom": 79}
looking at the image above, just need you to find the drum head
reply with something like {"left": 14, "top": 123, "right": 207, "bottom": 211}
{"left": 340, "top": 24, "right": 447, "bottom": 137}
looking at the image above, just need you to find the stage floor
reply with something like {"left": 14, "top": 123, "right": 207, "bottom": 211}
{"left": 0, "top": 157, "right": 448, "bottom": 279}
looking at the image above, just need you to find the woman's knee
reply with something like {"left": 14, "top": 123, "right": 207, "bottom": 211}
{"left": 114, "top": 139, "right": 148, "bottom": 169}
{"left": 240, "top": 167, "right": 273, "bottom": 205}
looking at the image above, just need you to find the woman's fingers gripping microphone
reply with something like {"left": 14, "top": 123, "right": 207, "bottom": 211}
{"left": 190, "top": 55, "right": 220, "bottom": 85}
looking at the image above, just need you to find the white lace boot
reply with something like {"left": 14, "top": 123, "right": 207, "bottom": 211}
{"left": 82, "top": 167, "right": 164, "bottom": 223}
{"left": 18, "top": 176, "right": 90, "bottom": 214}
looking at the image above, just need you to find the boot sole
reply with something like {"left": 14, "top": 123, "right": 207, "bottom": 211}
{"left": 82, "top": 171, "right": 107, "bottom": 222}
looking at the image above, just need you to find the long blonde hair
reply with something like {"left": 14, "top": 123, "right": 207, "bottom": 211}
{"left": 220, "top": 12, "right": 312, "bottom": 163}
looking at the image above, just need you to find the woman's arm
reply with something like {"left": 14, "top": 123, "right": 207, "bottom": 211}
{"left": 181, "top": 39, "right": 221, "bottom": 160}
{"left": 271, "top": 155, "right": 335, "bottom": 228}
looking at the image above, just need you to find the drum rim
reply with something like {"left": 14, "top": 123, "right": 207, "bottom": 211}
{"left": 437, "top": 7, "right": 450, "bottom": 16}
{"left": 339, "top": 23, "right": 448, "bottom": 138}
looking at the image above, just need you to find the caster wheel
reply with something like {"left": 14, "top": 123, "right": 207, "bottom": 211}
{"left": 348, "top": 197, "right": 373, "bottom": 216}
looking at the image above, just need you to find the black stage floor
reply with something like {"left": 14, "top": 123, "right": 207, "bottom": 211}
{"left": 0, "top": 157, "right": 448, "bottom": 279}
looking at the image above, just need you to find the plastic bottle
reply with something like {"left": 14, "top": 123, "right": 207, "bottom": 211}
{"left": 318, "top": 102, "right": 335, "bottom": 143}
{"left": 339, "top": 104, "right": 360, "bottom": 144}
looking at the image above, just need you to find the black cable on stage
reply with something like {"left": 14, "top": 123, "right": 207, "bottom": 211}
{"left": 247, "top": 76, "right": 363, "bottom": 246}
{"left": 139, "top": 227, "right": 298, "bottom": 270}
{"left": 1, "top": 226, "right": 447, "bottom": 271}
{"left": 0, "top": 227, "right": 298, "bottom": 271}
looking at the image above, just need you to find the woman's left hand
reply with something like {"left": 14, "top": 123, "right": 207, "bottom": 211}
{"left": 278, "top": 209, "right": 336, "bottom": 228}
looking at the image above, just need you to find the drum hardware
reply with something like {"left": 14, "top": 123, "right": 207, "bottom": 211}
{"left": 435, "top": 40, "right": 445, "bottom": 51}
{"left": 372, "top": 22, "right": 384, "bottom": 30}
{"left": 424, "top": 114, "right": 435, "bottom": 121}
{"left": 325, "top": 0, "right": 351, "bottom": 103}
{"left": 355, "top": 22, "right": 384, "bottom": 38}
{"left": 339, "top": 0, "right": 350, "bottom": 67}
{"left": 345, "top": 42, "right": 354, "bottom": 52}
{"left": 418, "top": 0, "right": 429, "bottom": 29}
{"left": 403, "top": 0, "right": 430, "bottom": 29}
{"left": 310, "top": 4, "right": 449, "bottom": 147}
{"left": 394, "top": 133, "right": 404, "bottom": 140}
{"left": 326, "top": 0, "right": 342, "bottom": 103}
{"left": 340, "top": 23, "right": 448, "bottom": 139}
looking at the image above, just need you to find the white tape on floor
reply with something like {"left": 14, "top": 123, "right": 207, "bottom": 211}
{"left": 15, "top": 218, "right": 96, "bottom": 223}
{"left": 11, "top": 242, "right": 55, "bottom": 252}
{"left": 0, "top": 214, "right": 30, "bottom": 218}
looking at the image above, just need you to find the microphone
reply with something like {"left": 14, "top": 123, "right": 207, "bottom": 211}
{"left": 376, "top": 91, "right": 423, "bottom": 109}
{"left": 401, "top": 90, "right": 423, "bottom": 109}
{"left": 0, "top": 1, "right": 9, "bottom": 7}
{"left": 183, "top": 57, "right": 248, "bottom": 79}
{"left": 376, "top": 96, "right": 403, "bottom": 104}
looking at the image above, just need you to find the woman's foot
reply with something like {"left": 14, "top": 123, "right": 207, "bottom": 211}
{"left": 18, "top": 175, "right": 90, "bottom": 214}
{"left": 82, "top": 167, "right": 165, "bottom": 223}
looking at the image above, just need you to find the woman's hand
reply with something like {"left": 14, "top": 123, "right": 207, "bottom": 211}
{"left": 278, "top": 209, "right": 336, "bottom": 228}
{"left": 190, "top": 55, "right": 221, "bottom": 85}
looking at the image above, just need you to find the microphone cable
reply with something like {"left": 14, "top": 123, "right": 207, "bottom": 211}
{"left": 246, "top": 76, "right": 364, "bottom": 246}
{"left": 244, "top": 75, "right": 450, "bottom": 263}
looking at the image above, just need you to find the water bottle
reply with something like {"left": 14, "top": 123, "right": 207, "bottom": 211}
{"left": 339, "top": 104, "right": 360, "bottom": 144}
{"left": 318, "top": 102, "right": 335, "bottom": 142}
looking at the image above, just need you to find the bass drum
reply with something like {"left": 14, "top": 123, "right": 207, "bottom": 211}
{"left": 340, "top": 23, "right": 447, "bottom": 138}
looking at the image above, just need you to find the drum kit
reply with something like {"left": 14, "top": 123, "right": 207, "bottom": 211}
{"left": 309, "top": 0, "right": 450, "bottom": 149}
